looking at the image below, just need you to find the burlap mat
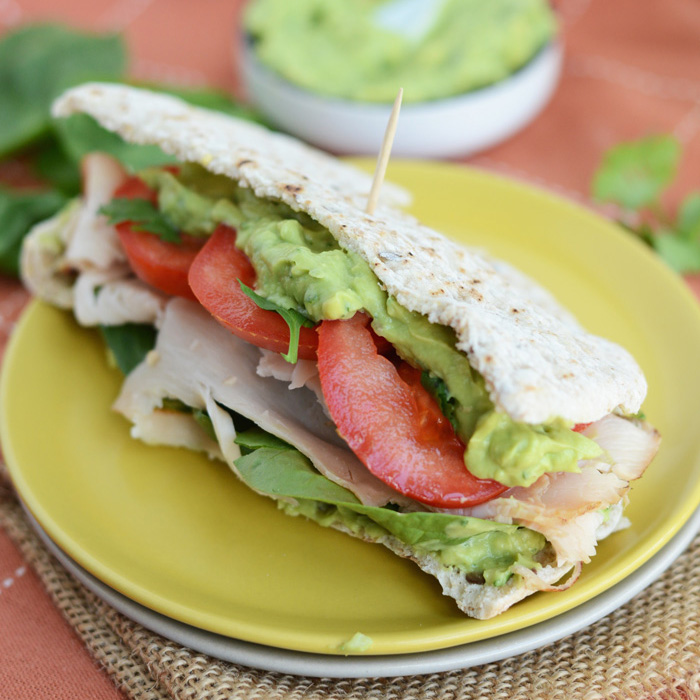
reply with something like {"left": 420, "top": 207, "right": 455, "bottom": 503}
{"left": 1, "top": 463, "right": 699, "bottom": 700}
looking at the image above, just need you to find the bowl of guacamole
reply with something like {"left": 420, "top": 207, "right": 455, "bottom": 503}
{"left": 239, "top": 0, "right": 561, "bottom": 157}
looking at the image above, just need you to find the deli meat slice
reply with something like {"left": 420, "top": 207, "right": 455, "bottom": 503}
{"left": 114, "top": 298, "right": 412, "bottom": 508}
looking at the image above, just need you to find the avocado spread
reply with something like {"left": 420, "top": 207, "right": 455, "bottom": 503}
{"left": 140, "top": 164, "right": 602, "bottom": 488}
{"left": 234, "top": 442, "right": 549, "bottom": 586}
{"left": 244, "top": 0, "right": 556, "bottom": 103}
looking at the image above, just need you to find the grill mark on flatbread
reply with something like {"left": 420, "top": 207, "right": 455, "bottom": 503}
{"left": 53, "top": 83, "right": 647, "bottom": 424}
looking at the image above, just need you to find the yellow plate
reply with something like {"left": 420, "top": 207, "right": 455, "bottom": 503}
{"left": 4, "top": 161, "right": 700, "bottom": 656}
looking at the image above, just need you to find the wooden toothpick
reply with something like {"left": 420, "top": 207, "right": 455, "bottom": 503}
{"left": 366, "top": 88, "right": 403, "bottom": 216}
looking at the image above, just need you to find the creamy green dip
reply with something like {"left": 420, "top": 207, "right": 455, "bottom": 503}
{"left": 279, "top": 497, "right": 547, "bottom": 586}
{"left": 244, "top": 0, "right": 556, "bottom": 103}
{"left": 139, "top": 164, "right": 601, "bottom": 488}
{"left": 338, "top": 632, "right": 373, "bottom": 654}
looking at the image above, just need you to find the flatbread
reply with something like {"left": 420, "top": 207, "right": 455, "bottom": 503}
{"left": 53, "top": 83, "right": 646, "bottom": 424}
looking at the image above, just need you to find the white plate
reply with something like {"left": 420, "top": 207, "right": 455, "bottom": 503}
{"left": 239, "top": 40, "right": 562, "bottom": 158}
{"left": 25, "top": 503, "right": 700, "bottom": 679}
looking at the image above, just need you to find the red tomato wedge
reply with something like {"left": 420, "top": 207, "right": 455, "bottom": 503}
{"left": 573, "top": 422, "right": 592, "bottom": 433}
{"left": 188, "top": 224, "right": 319, "bottom": 360}
{"left": 113, "top": 176, "right": 203, "bottom": 301}
{"left": 317, "top": 314, "right": 508, "bottom": 508}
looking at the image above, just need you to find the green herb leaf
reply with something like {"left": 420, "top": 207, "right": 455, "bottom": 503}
{"left": 0, "top": 24, "right": 126, "bottom": 158}
{"left": 160, "top": 397, "right": 190, "bottom": 412}
{"left": 236, "top": 447, "right": 361, "bottom": 504}
{"left": 651, "top": 233, "right": 700, "bottom": 274}
{"left": 34, "top": 136, "right": 83, "bottom": 195}
{"left": 53, "top": 113, "right": 177, "bottom": 174}
{"left": 234, "top": 446, "right": 546, "bottom": 579}
{"left": 133, "top": 82, "right": 269, "bottom": 126}
{"left": 677, "top": 192, "right": 700, "bottom": 240}
{"left": 238, "top": 281, "right": 315, "bottom": 363}
{"left": 0, "top": 186, "right": 68, "bottom": 275}
{"left": 592, "top": 134, "right": 681, "bottom": 211}
{"left": 99, "top": 198, "right": 181, "bottom": 243}
{"left": 99, "top": 323, "right": 157, "bottom": 375}
{"left": 235, "top": 426, "right": 294, "bottom": 453}
{"left": 192, "top": 408, "right": 217, "bottom": 442}
{"left": 421, "top": 371, "right": 459, "bottom": 432}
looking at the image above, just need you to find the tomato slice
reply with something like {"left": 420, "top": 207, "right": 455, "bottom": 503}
{"left": 113, "top": 176, "right": 203, "bottom": 301}
{"left": 188, "top": 224, "right": 319, "bottom": 360}
{"left": 573, "top": 422, "right": 592, "bottom": 433}
{"left": 317, "top": 313, "right": 508, "bottom": 508}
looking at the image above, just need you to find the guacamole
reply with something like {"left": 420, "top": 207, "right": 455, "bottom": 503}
{"left": 140, "top": 164, "right": 601, "bottom": 488}
{"left": 235, "top": 442, "right": 549, "bottom": 586}
{"left": 244, "top": 0, "right": 556, "bottom": 103}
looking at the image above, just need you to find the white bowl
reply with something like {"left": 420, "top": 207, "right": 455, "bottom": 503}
{"left": 239, "top": 39, "right": 563, "bottom": 158}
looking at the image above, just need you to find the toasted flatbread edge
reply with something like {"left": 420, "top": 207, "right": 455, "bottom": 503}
{"left": 324, "top": 521, "right": 574, "bottom": 619}
{"left": 52, "top": 83, "right": 647, "bottom": 425}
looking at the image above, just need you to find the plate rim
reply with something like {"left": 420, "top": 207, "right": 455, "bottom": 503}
{"left": 22, "top": 501, "right": 700, "bottom": 678}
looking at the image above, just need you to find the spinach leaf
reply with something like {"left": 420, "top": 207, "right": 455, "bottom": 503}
{"left": 0, "top": 187, "right": 68, "bottom": 275}
{"left": 0, "top": 24, "right": 125, "bottom": 158}
{"left": 238, "top": 281, "right": 315, "bottom": 363}
{"left": 99, "top": 323, "right": 157, "bottom": 375}
{"left": 100, "top": 198, "right": 181, "bottom": 243}
{"left": 234, "top": 446, "right": 546, "bottom": 578}
{"left": 192, "top": 408, "right": 217, "bottom": 441}
{"left": 0, "top": 24, "right": 268, "bottom": 278}
{"left": 234, "top": 426, "right": 294, "bottom": 453}
{"left": 236, "top": 446, "right": 361, "bottom": 504}
{"left": 134, "top": 82, "right": 269, "bottom": 125}
{"left": 52, "top": 113, "right": 177, "bottom": 176}
{"left": 34, "top": 136, "right": 83, "bottom": 195}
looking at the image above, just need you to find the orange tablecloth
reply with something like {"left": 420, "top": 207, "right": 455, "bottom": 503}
{"left": 1, "top": 1, "right": 699, "bottom": 698}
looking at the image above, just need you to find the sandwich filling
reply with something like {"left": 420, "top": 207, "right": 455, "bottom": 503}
{"left": 130, "top": 163, "right": 603, "bottom": 492}
{"left": 22, "top": 142, "right": 660, "bottom": 614}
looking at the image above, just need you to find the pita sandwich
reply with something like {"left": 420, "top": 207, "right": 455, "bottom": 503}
{"left": 21, "top": 83, "right": 660, "bottom": 619}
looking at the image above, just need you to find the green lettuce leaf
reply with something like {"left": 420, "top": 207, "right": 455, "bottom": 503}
{"left": 234, "top": 445, "right": 547, "bottom": 582}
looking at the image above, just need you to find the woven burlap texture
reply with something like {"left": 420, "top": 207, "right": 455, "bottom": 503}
{"left": 1, "top": 464, "right": 699, "bottom": 700}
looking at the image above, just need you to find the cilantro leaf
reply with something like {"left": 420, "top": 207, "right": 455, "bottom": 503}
{"left": 238, "top": 281, "right": 315, "bottom": 364}
{"left": 678, "top": 192, "right": 700, "bottom": 240}
{"left": 651, "top": 233, "right": 700, "bottom": 274}
{"left": 592, "top": 134, "right": 681, "bottom": 211}
{"left": 99, "top": 197, "right": 181, "bottom": 243}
